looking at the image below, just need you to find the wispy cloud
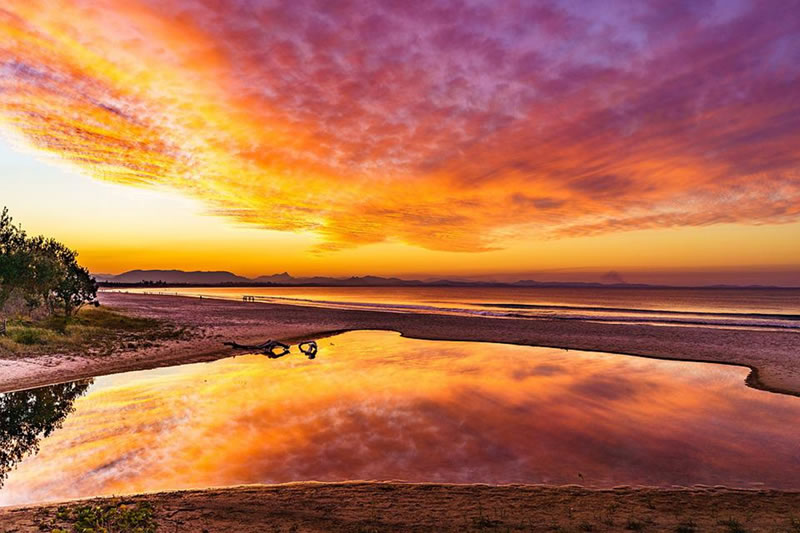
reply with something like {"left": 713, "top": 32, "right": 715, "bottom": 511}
{"left": 1, "top": 0, "right": 798, "bottom": 251}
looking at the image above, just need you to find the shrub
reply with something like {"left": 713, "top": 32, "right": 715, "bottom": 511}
{"left": 51, "top": 502, "right": 156, "bottom": 533}
{"left": 12, "top": 327, "right": 45, "bottom": 345}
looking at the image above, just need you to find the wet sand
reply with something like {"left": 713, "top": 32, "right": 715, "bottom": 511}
{"left": 0, "top": 291, "right": 797, "bottom": 395}
{"left": 2, "top": 482, "right": 799, "bottom": 532}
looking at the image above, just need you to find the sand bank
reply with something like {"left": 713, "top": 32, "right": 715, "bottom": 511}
{"left": 0, "top": 292, "right": 797, "bottom": 395}
{"left": 2, "top": 482, "right": 799, "bottom": 532}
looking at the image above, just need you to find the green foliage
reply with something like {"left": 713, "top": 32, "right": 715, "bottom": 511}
{"left": 0, "top": 207, "right": 29, "bottom": 311}
{"left": 0, "top": 207, "right": 97, "bottom": 326}
{"left": 68, "top": 308, "right": 160, "bottom": 332}
{"left": 49, "top": 501, "right": 156, "bottom": 533}
{"left": 0, "top": 307, "right": 187, "bottom": 356}
{"left": 48, "top": 242, "right": 98, "bottom": 318}
{"left": 675, "top": 520, "right": 697, "bottom": 533}
{"left": 10, "top": 326, "right": 47, "bottom": 345}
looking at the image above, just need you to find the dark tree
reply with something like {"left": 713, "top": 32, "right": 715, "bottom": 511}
{"left": 0, "top": 380, "right": 93, "bottom": 488}
{"left": 0, "top": 208, "right": 30, "bottom": 317}
{"left": 48, "top": 242, "right": 98, "bottom": 318}
{"left": 0, "top": 207, "right": 98, "bottom": 325}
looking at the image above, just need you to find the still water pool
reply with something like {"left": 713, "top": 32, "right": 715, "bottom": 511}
{"left": 1, "top": 331, "right": 798, "bottom": 506}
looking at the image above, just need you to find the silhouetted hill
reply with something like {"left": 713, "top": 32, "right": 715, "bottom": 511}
{"left": 96, "top": 269, "right": 799, "bottom": 289}
{"left": 107, "top": 270, "right": 251, "bottom": 284}
{"left": 252, "top": 272, "right": 294, "bottom": 284}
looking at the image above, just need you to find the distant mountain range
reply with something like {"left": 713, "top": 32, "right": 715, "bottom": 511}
{"left": 96, "top": 269, "right": 446, "bottom": 286}
{"left": 93, "top": 269, "right": 795, "bottom": 289}
{"left": 96, "top": 269, "right": 631, "bottom": 287}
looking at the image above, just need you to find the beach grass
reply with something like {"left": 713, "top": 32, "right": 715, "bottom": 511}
{"left": 47, "top": 501, "right": 156, "bottom": 533}
{"left": 0, "top": 307, "right": 189, "bottom": 357}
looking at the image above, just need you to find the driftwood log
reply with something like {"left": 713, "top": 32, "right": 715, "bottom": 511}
{"left": 298, "top": 340, "right": 318, "bottom": 359}
{"left": 223, "top": 339, "right": 291, "bottom": 358}
{"left": 223, "top": 339, "right": 318, "bottom": 359}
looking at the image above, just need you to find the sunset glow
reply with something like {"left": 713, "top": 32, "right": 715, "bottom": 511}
{"left": 4, "top": 331, "right": 800, "bottom": 506}
{"left": 1, "top": 1, "right": 799, "bottom": 281}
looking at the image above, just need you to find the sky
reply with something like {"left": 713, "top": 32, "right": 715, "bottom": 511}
{"left": 0, "top": 0, "right": 799, "bottom": 284}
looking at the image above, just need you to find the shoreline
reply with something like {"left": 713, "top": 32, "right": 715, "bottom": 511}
{"left": 2, "top": 293, "right": 799, "bottom": 530}
{"left": 0, "top": 291, "right": 798, "bottom": 395}
{"left": 2, "top": 482, "right": 799, "bottom": 532}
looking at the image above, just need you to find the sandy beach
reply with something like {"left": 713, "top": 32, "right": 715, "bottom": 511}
{"left": 2, "top": 482, "right": 799, "bottom": 532}
{"left": 1, "top": 293, "right": 799, "bottom": 529}
{"left": 0, "top": 291, "right": 797, "bottom": 396}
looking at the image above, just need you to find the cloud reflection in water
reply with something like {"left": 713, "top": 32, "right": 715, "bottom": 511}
{"left": 1, "top": 331, "right": 799, "bottom": 505}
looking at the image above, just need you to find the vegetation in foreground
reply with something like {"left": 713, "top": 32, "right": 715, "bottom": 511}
{"left": 0, "top": 208, "right": 190, "bottom": 358}
{"left": 1, "top": 207, "right": 98, "bottom": 333}
{"left": 47, "top": 501, "right": 156, "bottom": 533}
{"left": 0, "top": 306, "right": 189, "bottom": 357}
{"left": 6, "top": 485, "right": 800, "bottom": 533}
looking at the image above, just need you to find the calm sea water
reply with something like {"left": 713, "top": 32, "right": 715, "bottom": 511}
{"left": 2, "top": 331, "right": 799, "bottom": 506}
{"left": 112, "top": 286, "right": 800, "bottom": 331}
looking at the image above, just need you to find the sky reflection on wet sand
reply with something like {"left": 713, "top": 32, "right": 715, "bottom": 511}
{"left": 2, "top": 331, "right": 799, "bottom": 506}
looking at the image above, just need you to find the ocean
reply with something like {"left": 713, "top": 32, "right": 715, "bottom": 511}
{"left": 109, "top": 286, "right": 800, "bottom": 331}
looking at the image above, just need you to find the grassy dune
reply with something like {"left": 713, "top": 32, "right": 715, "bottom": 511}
{"left": 0, "top": 307, "right": 189, "bottom": 358}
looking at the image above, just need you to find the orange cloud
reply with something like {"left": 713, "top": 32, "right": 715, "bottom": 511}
{"left": 1, "top": 1, "right": 799, "bottom": 252}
